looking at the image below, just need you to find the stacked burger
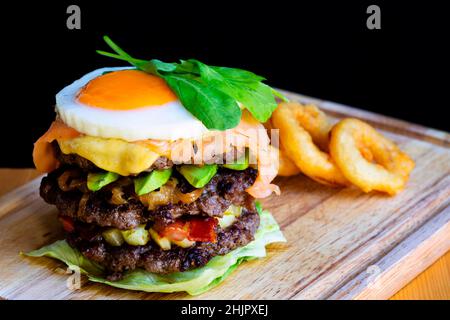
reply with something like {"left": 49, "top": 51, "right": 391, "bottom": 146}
{"left": 29, "top": 37, "right": 285, "bottom": 294}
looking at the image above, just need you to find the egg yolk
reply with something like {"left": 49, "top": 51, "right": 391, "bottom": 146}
{"left": 77, "top": 70, "right": 177, "bottom": 110}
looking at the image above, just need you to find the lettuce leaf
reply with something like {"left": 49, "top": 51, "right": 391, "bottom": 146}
{"left": 25, "top": 239, "right": 104, "bottom": 276}
{"left": 25, "top": 209, "right": 285, "bottom": 295}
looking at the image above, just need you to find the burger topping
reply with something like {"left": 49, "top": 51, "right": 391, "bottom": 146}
{"left": 177, "top": 164, "right": 218, "bottom": 188}
{"left": 187, "top": 217, "right": 218, "bottom": 242}
{"left": 218, "top": 205, "right": 243, "bottom": 229}
{"left": 222, "top": 150, "right": 249, "bottom": 171}
{"left": 138, "top": 178, "right": 178, "bottom": 210}
{"left": 100, "top": 216, "right": 218, "bottom": 250}
{"left": 59, "top": 216, "right": 75, "bottom": 233}
{"left": 134, "top": 168, "right": 172, "bottom": 195}
{"left": 87, "top": 171, "right": 119, "bottom": 191}
{"left": 33, "top": 120, "right": 81, "bottom": 173}
{"left": 58, "top": 136, "right": 160, "bottom": 176}
{"left": 66, "top": 207, "right": 260, "bottom": 278}
{"left": 101, "top": 228, "right": 124, "bottom": 247}
{"left": 121, "top": 224, "right": 150, "bottom": 246}
{"left": 40, "top": 167, "right": 257, "bottom": 230}
{"left": 34, "top": 113, "right": 279, "bottom": 198}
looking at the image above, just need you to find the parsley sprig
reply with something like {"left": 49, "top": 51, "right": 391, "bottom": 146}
{"left": 97, "top": 36, "right": 287, "bottom": 130}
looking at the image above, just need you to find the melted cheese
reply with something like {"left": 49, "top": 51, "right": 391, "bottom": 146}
{"left": 58, "top": 136, "right": 160, "bottom": 176}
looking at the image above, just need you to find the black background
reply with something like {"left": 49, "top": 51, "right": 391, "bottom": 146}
{"left": 1, "top": 0, "right": 447, "bottom": 167}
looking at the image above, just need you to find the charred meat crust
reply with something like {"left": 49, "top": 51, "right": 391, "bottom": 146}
{"left": 40, "top": 167, "right": 257, "bottom": 230}
{"left": 66, "top": 208, "right": 260, "bottom": 280}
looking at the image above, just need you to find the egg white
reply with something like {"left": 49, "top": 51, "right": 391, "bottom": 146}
{"left": 55, "top": 67, "right": 209, "bottom": 141}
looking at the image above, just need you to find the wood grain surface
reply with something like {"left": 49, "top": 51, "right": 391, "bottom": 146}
{"left": 0, "top": 93, "right": 448, "bottom": 300}
{"left": 0, "top": 168, "right": 41, "bottom": 196}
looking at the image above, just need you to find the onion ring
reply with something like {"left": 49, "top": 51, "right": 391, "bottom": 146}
{"left": 264, "top": 119, "right": 300, "bottom": 177}
{"left": 292, "top": 103, "right": 331, "bottom": 151}
{"left": 329, "top": 118, "right": 415, "bottom": 195}
{"left": 110, "top": 187, "right": 127, "bottom": 205}
{"left": 271, "top": 102, "right": 349, "bottom": 186}
{"left": 277, "top": 144, "right": 301, "bottom": 176}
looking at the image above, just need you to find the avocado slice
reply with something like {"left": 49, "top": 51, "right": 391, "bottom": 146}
{"left": 177, "top": 164, "right": 218, "bottom": 188}
{"left": 222, "top": 150, "right": 249, "bottom": 171}
{"left": 87, "top": 171, "right": 120, "bottom": 191}
{"left": 134, "top": 168, "right": 172, "bottom": 196}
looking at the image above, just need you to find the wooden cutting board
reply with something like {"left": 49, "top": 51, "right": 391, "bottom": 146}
{"left": 0, "top": 92, "right": 449, "bottom": 300}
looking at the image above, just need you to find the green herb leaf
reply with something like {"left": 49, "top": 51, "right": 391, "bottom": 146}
{"left": 96, "top": 50, "right": 142, "bottom": 65}
{"left": 149, "top": 59, "right": 177, "bottom": 73}
{"left": 271, "top": 88, "right": 289, "bottom": 102}
{"left": 238, "top": 83, "right": 278, "bottom": 122}
{"left": 175, "top": 60, "right": 199, "bottom": 74}
{"left": 164, "top": 74, "right": 242, "bottom": 130}
{"left": 98, "top": 36, "right": 149, "bottom": 70}
{"left": 210, "top": 66, "right": 266, "bottom": 84}
{"left": 193, "top": 60, "right": 277, "bottom": 122}
{"left": 103, "top": 35, "right": 133, "bottom": 59}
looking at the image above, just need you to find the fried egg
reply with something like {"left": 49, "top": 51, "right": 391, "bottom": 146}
{"left": 56, "top": 67, "right": 208, "bottom": 141}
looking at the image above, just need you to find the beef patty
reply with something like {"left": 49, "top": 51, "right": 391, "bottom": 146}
{"left": 67, "top": 208, "right": 260, "bottom": 280}
{"left": 40, "top": 167, "right": 257, "bottom": 230}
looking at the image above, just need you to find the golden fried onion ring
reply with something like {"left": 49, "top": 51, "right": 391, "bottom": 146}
{"left": 264, "top": 119, "right": 300, "bottom": 177}
{"left": 272, "top": 102, "right": 349, "bottom": 186}
{"left": 292, "top": 103, "right": 331, "bottom": 151}
{"left": 277, "top": 143, "right": 301, "bottom": 176}
{"left": 330, "top": 118, "right": 415, "bottom": 195}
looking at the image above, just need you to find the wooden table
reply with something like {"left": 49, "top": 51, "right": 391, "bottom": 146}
{"left": 0, "top": 168, "right": 448, "bottom": 300}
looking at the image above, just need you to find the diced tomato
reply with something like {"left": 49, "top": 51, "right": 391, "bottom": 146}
{"left": 159, "top": 220, "right": 189, "bottom": 242}
{"left": 156, "top": 217, "right": 218, "bottom": 243}
{"left": 59, "top": 216, "right": 75, "bottom": 233}
{"left": 32, "top": 120, "right": 81, "bottom": 173}
{"left": 187, "top": 217, "right": 218, "bottom": 242}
